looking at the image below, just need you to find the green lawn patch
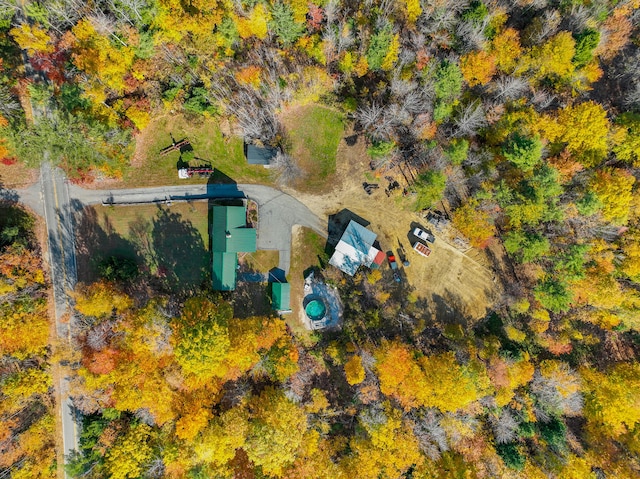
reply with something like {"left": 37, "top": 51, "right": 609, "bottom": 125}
{"left": 124, "top": 115, "right": 273, "bottom": 187}
{"left": 241, "top": 250, "right": 280, "bottom": 273}
{"left": 76, "top": 202, "right": 211, "bottom": 294}
{"left": 281, "top": 105, "right": 345, "bottom": 192}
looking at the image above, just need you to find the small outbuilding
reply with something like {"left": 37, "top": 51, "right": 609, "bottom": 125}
{"left": 245, "top": 143, "right": 278, "bottom": 166}
{"left": 271, "top": 281, "right": 291, "bottom": 312}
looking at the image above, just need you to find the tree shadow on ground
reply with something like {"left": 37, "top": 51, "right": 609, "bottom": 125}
{"left": 231, "top": 282, "right": 273, "bottom": 319}
{"left": 428, "top": 290, "right": 491, "bottom": 332}
{"left": 207, "top": 168, "right": 239, "bottom": 185}
{"left": 152, "top": 205, "right": 209, "bottom": 295}
{"left": 74, "top": 204, "right": 141, "bottom": 283}
{"left": 0, "top": 202, "right": 35, "bottom": 249}
{"left": 0, "top": 180, "right": 18, "bottom": 204}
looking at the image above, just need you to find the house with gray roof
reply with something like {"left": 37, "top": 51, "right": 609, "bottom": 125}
{"left": 329, "top": 220, "right": 385, "bottom": 276}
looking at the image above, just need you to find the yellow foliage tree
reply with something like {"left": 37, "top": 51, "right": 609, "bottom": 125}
{"left": 0, "top": 307, "right": 49, "bottom": 360}
{"left": 341, "top": 404, "right": 423, "bottom": 479}
{"left": 71, "top": 19, "right": 135, "bottom": 95}
{"left": 287, "top": 0, "right": 310, "bottom": 23}
{"left": 245, "top": 387, "right": 308, "bottom": 477}
{"left": 155, "top": 0, "right": 224, "bottom": 43}
{"left": 9, "top": 23, "right": 54, "bottom": 55}
{"left": 558, "top": 454, "right": 597, "bottom": 479}
{"left": 236, "top": 4, "right": 271, "bottom": 40}
{"left": 306, "top": 388, "right": 330, "bottom": 414}
{"left": 171, "top": 297, "right": 232, "bottom": 382}
{"left": 491, "top": 28, "right": 522, "bottom": 73}
{"left": 590, "top": 168, "right": 635, "bottom": 224}
{"left": 554, "top": 101, "right": 610, "bottom": 162}
{"left": 2, "top": 369, "right": 51, "bottom": 408}
{"left": 381, "top": 34, "right": 400, "bottom": 71}
{"left": 283, "top": 433, "right": 343, "bottom": 479}
{"left": 194, "top": 409, "right": 248, "bottom": 468}
{"left": 581, "top": 363, "right": 640, "bottom": 438}
{"left": 74, "top": 281, "right": 133, "bottom": 318}
{"left": 452, "top": 199, "right": 496, "bottom": 248}
{"left": 125, "top": 106, "right": 150, "bottom": 131}
{"left": 404, "top": 0, "right": 422, "bottom": 24}
{"left": 375, "top": 342, "right": 489, "bottom": 412}
{"left": 572, "top": 264, "right": 626, "bottom": 313}
{"left": 618, "top": 227, "right": 640, "bottom": 281}
{"left": 354, "top": 55, "right": 369, "bottom": 77}
{"left": 344, "top": 355, "right": 365, "bottom": 385}
{"left": 521, "top": 31, "right": 575, "bottom": 82}
{"left": 104, "top": 424, "right": 153, "bottom": 479}
{"left": 488, "top": 355, "right": 535, "bottom": 406}
{"left": 460, "top": 50, "right": 497, "bottom": 86}
{"left": 175, "top": 407, "right": 211, "bottom": 441}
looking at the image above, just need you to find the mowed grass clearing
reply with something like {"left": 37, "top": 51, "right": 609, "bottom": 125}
{"left": 94, "top": 202, "right": 210, "bottom": 245}
{"left": 280, "top": 105, "right": 345, "bottom": 192}
{"left": 77, "top": 202, "right": 210, "bottom": 291}
{"left": 125, "top": 114, "right": 274, "bottom": 187}
{"left": 241, "top": 250, "right": 280, "bottom": 273}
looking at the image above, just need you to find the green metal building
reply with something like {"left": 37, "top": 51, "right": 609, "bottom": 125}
{"left": 271, "top": 281, "right": 291, "bottom": 312}
{"left": 211, "top": 205, "right": 256, "bottom": 290}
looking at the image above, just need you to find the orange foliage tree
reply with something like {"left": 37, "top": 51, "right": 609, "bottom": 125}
{"left": 460, "top": 50, "right": 497, "bottom": 87}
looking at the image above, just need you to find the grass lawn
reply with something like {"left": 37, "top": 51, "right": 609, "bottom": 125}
{"left": 281, "top": 105, "right": 345, "bottom": 192}
{"left": 240, "top": 250, "right": 280, "bottom": 273}
{"left": 124, "top": 114, "right": 274, "bottom": 187}
{"left": 76, "top": 202, "right": 210, "bottom": 293}
{"left": 286, "top": 226, "right": 327, "bottom": 340}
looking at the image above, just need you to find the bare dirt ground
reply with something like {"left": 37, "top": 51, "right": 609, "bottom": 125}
{"left": 284, "top": 127, "right": 501, "bottom": 323}
{"left": 0, "top": 162, "right": 38, "bottom": 189}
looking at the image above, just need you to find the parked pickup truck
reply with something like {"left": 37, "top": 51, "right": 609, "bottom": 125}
{"left": 413, "top": 242, "right": 432, "bottom": 258}
{"left": 413, "top": 227, "right": 435, "bottom": 244}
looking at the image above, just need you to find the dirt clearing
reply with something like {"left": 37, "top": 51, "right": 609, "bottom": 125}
{"left": 285, "top": 128, "right": 500, "bottom": 323}
{"left": 0, "top": 161, "right": 38, "bottom": 189}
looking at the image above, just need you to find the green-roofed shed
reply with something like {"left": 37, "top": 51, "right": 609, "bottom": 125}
{"left": 211, "top": 204, "right": 257, "bottom": 291}
{"left": 271, "top": 282, "right": 291, "bottom": 311}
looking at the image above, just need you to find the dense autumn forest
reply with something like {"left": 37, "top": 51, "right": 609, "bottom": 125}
{"left": 1, "top": 0, "right": 640, "bottom": 478}
{"left": 0, "top": 204, "right": 56, "bottom": 478}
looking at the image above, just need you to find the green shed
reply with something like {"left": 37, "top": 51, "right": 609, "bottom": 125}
{"left": 211, "top": 205, "right": 256, "bottom": 291}
{"left": 271, "top": 282, "right": 291, "bottom": 312}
